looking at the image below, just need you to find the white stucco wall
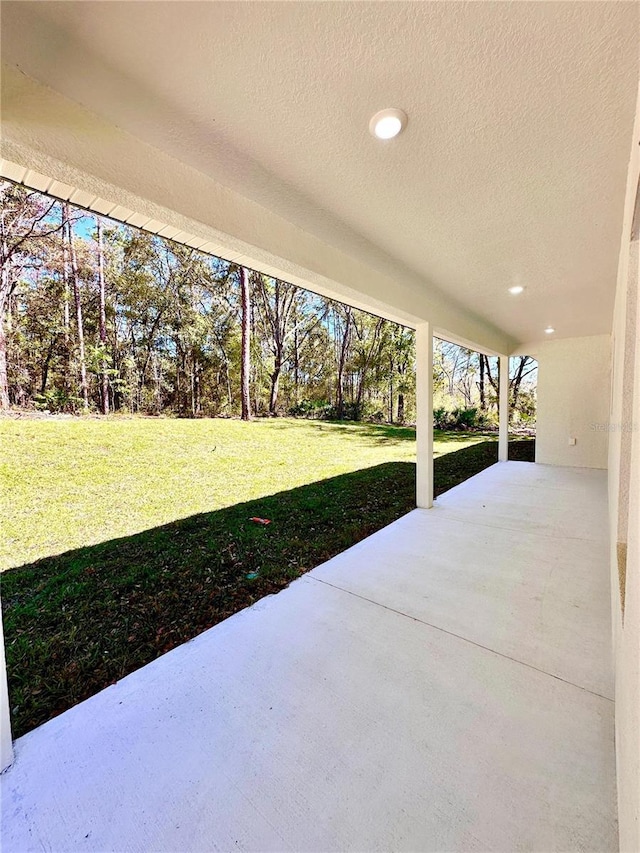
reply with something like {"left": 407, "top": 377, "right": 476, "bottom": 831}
{"left": 609, "top": 77, "right": 640, "bottom": 853}
{"left": 534, "top": 335, "right": 611, "bottom": 469}
{"left": 616, "top": 269, "right": 640, "bottom": 853}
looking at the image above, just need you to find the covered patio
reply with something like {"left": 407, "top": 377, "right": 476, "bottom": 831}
{"left": 1, "top": 462, "right": 615, "bottom": 852}
{"left": 1, "top": 2, "right": 639, "bottom": 850}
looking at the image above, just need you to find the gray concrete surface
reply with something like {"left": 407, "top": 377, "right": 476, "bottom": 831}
{"left": 313, "top": 462, "right": 612, "bottom": 699}
{"left": 1, "top": 462, "right": 616, "bottom": 852}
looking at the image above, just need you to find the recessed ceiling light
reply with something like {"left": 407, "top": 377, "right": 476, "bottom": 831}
{"left": 369, "top": 108, "right": 408, "bottom": 140}
{"left": 545, "top": 326, "right": 555, "bottom": 334}
{"left": 508, "top": 286, "right": 524, "bottom": 295}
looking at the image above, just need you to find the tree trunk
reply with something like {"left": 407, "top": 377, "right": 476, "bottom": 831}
{"left": 190, "top": 354, "right": 196, "bottom": 417}
{"left": 152, "top": 351, "right": 162, "bottom": 413}
{"left": 0, "top": 209, "right": 9, "bottom": 409}
{"left": 397, "top": 393, "right": 405, "bottom": 423}
{"left": 250, "top": 293, "right": 260, "bottom": 417}
{"left": 355, "top": 317, "right": 383, "bottom": 410}
{"left": 293, "top": 327, "right": 299, "bottom": 405}
{"left": 336, "top": 307, "right": 351, "bottom": 419}
{"left": 240, "top": 267, "right": 252, "bottom": 421}
{"left": 195, "top": 358, "right": 201, "bottom": 415}
{"left": 226, "top": 368, "right": 233, "bottom": 410}
{"left": 40, "top": 338, "right": 56, "bottom": 395}
{"left": 269, "top": 357, "right": 281, "bottom": 415}
{"left": 388, "top": 353, "right": 394, "bottom": 423}
{"left": 482, "top": 354, "right": 499, "bottom": 396}
{"left": 174, "top": 337, "right": 182, "bottom": 412}
{"left": 96, "top": 217, "right": 109, "bottom": 414}
{"left": 61, "top": 206, "right": 71, "bottom": 394}
{"left": 510, "top": 356, "right": 530, "bottom": 415}
{"left": 111, "top": 324, "right": 120, "bottom": 411}
{"left": 0, "top": 311, "right": 9, "bottom": 410}
{"left": 66, "top": 205, "right": 89, "bottom": 412}
{"left": 62, "top": 210, "right": 70, "bottom": 343}
{"left": 479, "top": 354, "right": 486, "bottom": 411}
{"left": 0, "top": 244, "right": 11, "bottom": 409}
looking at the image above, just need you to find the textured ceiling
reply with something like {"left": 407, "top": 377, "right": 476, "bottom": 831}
{"left": 2, "top": 1, "right": 639, "bottom": 343}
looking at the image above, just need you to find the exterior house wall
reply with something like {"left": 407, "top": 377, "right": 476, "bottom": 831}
{"left": 535, "top": 335, "right": 611, "bottom": 469}
{"left": 609, "top": 78, "right": 640, "bottom": 853}
{"left": 615, "top": 258, "right": 640, "bottom": 853}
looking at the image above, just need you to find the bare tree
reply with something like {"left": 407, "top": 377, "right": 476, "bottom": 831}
{"left": 481, "top": 354, "right": 536, "bottom": 420}
{"left": 393, "top": 326, "right": 413, "bottom": 423}
{"left": 481, "top": 354, "right": 499, "bottom": 396}
{"left": 510, "top": 355, "right": 536, "bottom": 411}
{"left": 254, "top": 274, "right": 298, "bottom": 415}
{"left": 478, "top": 354, "right": 486, "bottom": 411}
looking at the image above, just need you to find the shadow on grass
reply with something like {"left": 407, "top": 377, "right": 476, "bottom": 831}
{"left": 1, "top": 438, "right": 535, "bottom": 738}
{"left": 2, "top": 462, "right": 416, "bottom": 738}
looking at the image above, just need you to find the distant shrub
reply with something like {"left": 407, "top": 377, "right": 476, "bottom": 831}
{"left": 324, "top": 402, "right": 362, "bottom": 421}
{"left": 476, "top": 410, "right": 497, "bottom": 428}
{"left": 450, "top": 407, "right": 478, "bottom": 429}
{"left": 433, "top": 407, "right": 450, "bottom": 429}
{"left": 33, "top": 389, "right": 85, "bottom": 414}
{"left": 289, "top": 399, "right": 399, "bottom": 425}
{"left": 289, "top": 399, "right": 331, "bottom": 418}
{"left": 361, "top": 403, "right": 385, "bottom": 423}
{"left": 433, "top": 406, "right": 490, "bottom": 430}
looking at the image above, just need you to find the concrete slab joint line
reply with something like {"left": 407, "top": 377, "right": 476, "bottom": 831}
{"left": 308, "top": 575, "right": 613, "bottom": 704}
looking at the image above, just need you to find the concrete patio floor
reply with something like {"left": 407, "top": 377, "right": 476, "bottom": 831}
{"left": 1, "top": 462, "right": 616, "bottom": 852}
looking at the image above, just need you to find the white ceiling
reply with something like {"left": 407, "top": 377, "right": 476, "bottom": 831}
{"left": 2, "top": 1, "right": 638, "bottom": 344}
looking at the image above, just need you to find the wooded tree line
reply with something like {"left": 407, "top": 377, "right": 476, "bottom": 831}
{"left": 0, "top": 182, "right": 416, "bottom": 422}
{"left": 0, "top": 181, "right": 536, "bottom": 426}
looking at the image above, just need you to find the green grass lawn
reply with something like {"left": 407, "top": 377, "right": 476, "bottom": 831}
{"left": 0, "top": 417, "right": 492, "bottom": 571}
{"left": 0, "top": 415, "right": 533, "bottom": 737}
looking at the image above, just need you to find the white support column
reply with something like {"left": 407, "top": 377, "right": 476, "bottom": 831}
{"left": 0, "top": 605, "right": 13, "bottom": 771}
{"left": 498, "top": 354, "right": 509, "bottom": 462}
{"left": 416, "top": 322, "right": 434, "bottom": 508}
